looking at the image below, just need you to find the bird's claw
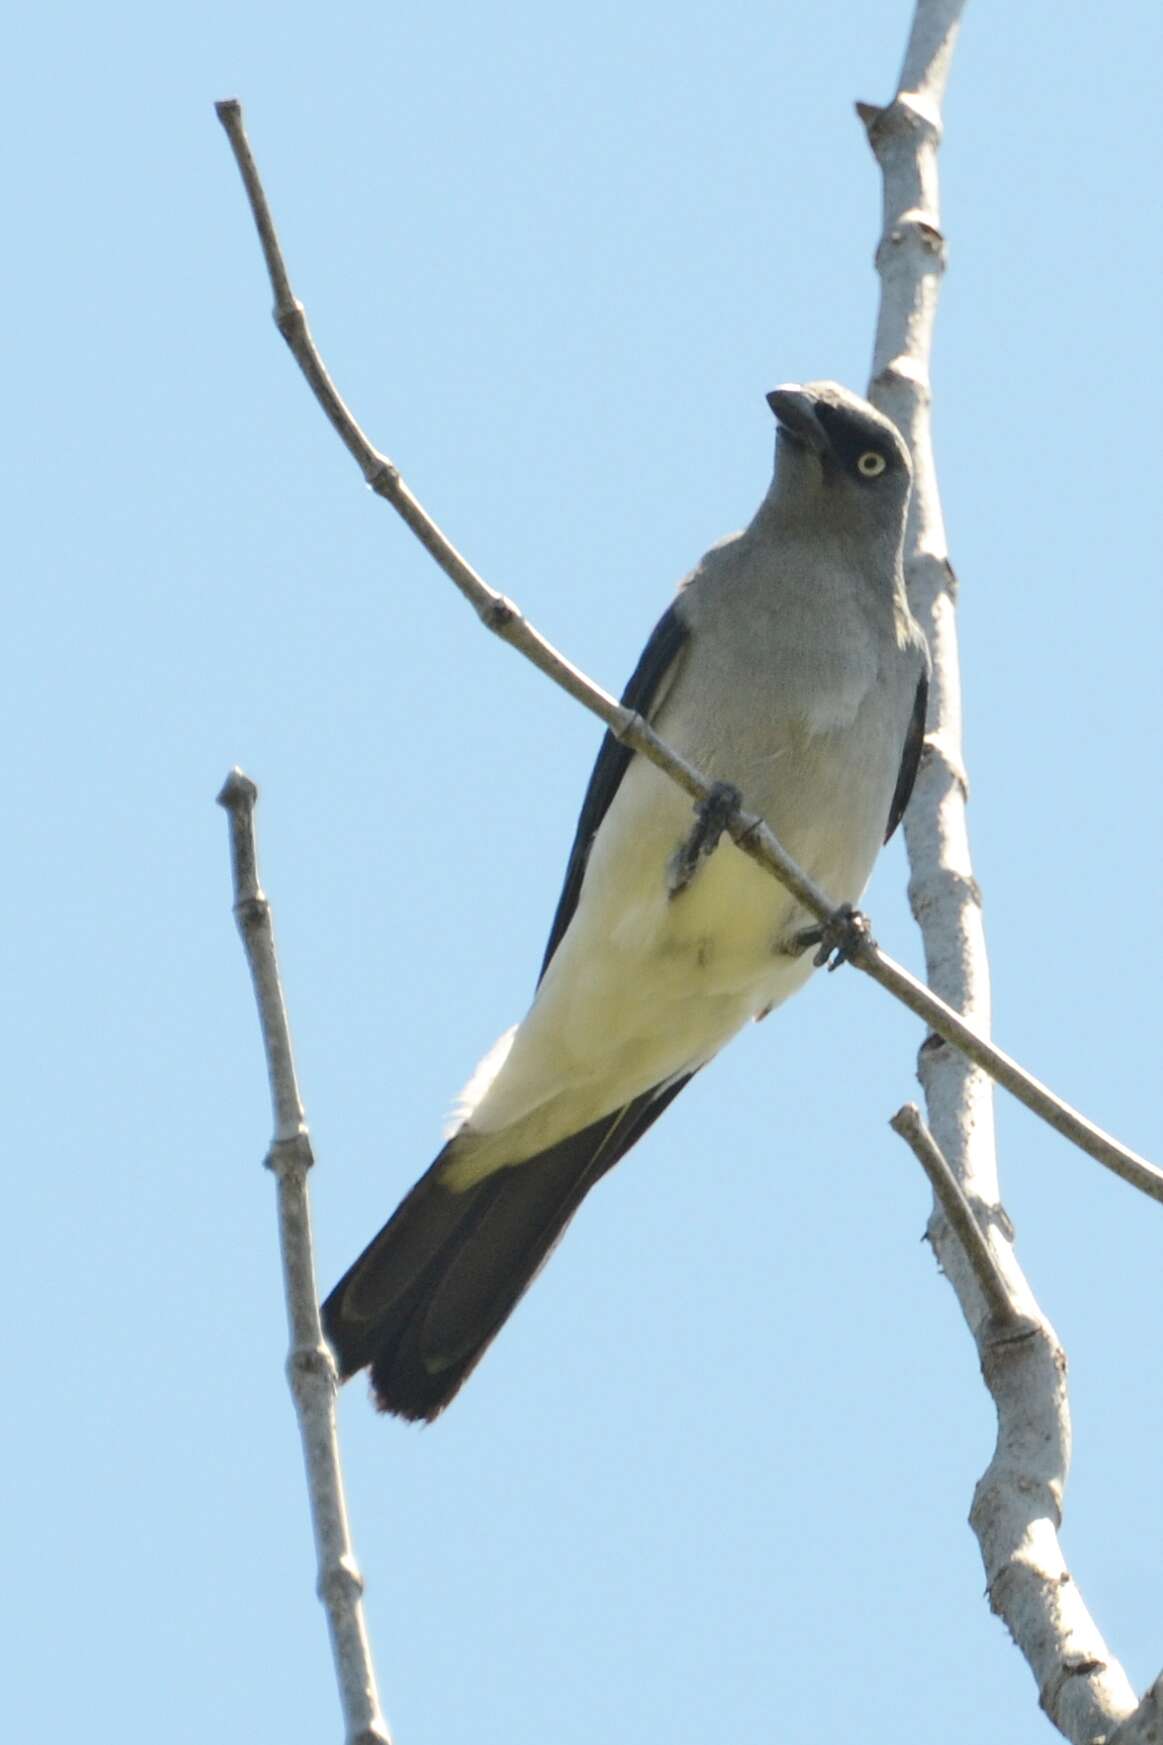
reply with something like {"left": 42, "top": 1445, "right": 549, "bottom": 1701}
{"left": 667, "top": 782, "right": 742, "bottom": 899}
{"left": 794, "top": 903, "right": 875, "bottom": 971}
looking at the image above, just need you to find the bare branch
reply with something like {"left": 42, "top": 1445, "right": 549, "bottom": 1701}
{"left": 969, "top": 1312, "right": 1137, "bottom": 1743}
{"left": 864, "top": 4, "right": 1144, "bottom": 1736}
{"left": 218, "top": 769, "right": 392, "bottom": 1745}
{"left": 859, "top": 948, "right": 1161, "bottom": 1201}
{"left": 889, "top": 1104, "right": 1019, "bottom": 1328}
{"left": 213, "top": 96, "right": 1161, "bottom": 1212}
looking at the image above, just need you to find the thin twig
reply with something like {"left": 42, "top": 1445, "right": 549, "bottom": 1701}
{"left": 213, "top": 95, "right": 1161, "bottom": 1210}
{"left": 859, "top": 947, "right": 1160, "bottom": 1200}
{"left": 890, "top": 1104, "right": 1018, "bottom": 1328}
{"left": 864, "top": 4, "right": 1143, "bottom": 1738}
{"left": 218, "top": 769, "right": 392, "bottom": 1745}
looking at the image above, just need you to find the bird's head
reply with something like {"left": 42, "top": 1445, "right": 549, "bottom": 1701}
{"left": 764, "top": 381, "right": 912, "bottom": 540}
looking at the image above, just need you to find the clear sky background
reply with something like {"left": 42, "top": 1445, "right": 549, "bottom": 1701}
{"left": 7, "top": 3, "right": 1161, "bottom": 1741}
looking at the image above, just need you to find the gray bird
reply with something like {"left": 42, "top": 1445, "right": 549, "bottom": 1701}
{"left": 323, "top": 381, "right": 929, "bottom": 1420}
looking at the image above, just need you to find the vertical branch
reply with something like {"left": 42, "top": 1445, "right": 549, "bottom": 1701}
{"left": 863, "top": 3, "right": 1145, "bottom": 1738}
{"left": 218, "top": 770, "right": 392, "bottom": 1745}
{"left": 862, "top": 0, "right": 1001, "bottom": 1288}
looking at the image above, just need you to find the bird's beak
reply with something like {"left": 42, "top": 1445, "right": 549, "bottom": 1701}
{"left": 766, "top": 386, "right": 828, "bottom": 455}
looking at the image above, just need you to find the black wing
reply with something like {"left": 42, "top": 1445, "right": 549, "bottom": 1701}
{"left": 538, "top": 603, "right": 690, "bottom": 982}
{"left": 884, "top": 673, "right": 928, "bottom": 843}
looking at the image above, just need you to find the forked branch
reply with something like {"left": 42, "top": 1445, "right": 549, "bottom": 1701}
{"left": 868, "top": 2, "right": 1158, "bottom": 1735}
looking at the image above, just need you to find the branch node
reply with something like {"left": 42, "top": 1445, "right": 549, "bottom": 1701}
{"left": 920, "top": 727, "right": 970, "bottom": 798}
{"left": 854, "top": 98, "right": 884, "bottom": 137}
{"left": 318, "top": 1553, "right": 367, "bottom": 1609}
{"left": 857, "top": 90, "right": 942, "bottom": 156}
{"left": 977, "top": 1310, "right": 1040, "bottom": 1351}
{"left": 1041, "top": 1657, "right": 1112, "bottom": 1724}
{"left": 876, "top": 212, "right": 948, "bottom": 272}
{"left": 480, "top": 593, "right": 519, "bottom": 633}
{"left": 365, "top": 457, "right": 400, "bottom": 496}
{"left": 265, "top": 1131, "right": 314, "bottom": 1178}
{"left": 871, "top": 357, "right": 932, "bottom": 399}
{"left": 275, "top": 299, "right": 308, "bottom": 342}
{"left": 217, "top": 766, "right": 258, "bottom": 813}
{"left": 926, "top": 868, "right": 982, "bottom": 909}
{"left": 232, "top": 889, "right": 269, "bottom": 930}
{"left": 288, "top": 1342, "right": 339, "bottom": 1403}
{"left": 897, "top": 88, "right": 944, "bottom": 137}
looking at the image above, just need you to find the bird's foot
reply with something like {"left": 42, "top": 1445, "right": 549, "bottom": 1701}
{"left": 793, "top": 903, "right": 875, "bottom": 971}
{"left": 668, "top": 782, "right": 742, "bottom": 899}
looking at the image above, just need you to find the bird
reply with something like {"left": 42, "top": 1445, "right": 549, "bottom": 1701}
{"left": 322, "top": 381, "right": 930, "bottom": 1421}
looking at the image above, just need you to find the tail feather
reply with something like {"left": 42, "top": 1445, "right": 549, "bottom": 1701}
{"left": 321, "top": 1073, "right": 694, "bottom": 1421}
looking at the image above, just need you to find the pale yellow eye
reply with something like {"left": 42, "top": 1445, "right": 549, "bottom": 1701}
{"left": 857, "top": 450, "right": 887, "bottom": 477}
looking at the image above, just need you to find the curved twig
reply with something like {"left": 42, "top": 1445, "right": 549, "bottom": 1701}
{"left": 213, "top": 95, "right": 1162, "bottom": 1210}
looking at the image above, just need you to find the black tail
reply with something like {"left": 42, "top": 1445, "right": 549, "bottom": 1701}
{"left": 321, "top": 1075, "right": 693, "bottom": 1420}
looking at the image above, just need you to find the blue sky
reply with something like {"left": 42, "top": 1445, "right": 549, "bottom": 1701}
{"left": 6, "top": 3, "right": 1161, "bottom": 1741}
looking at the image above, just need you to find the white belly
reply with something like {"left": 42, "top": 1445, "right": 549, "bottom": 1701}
{"left": 450, "top": 739, "right": 878, "bottom": 1181}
